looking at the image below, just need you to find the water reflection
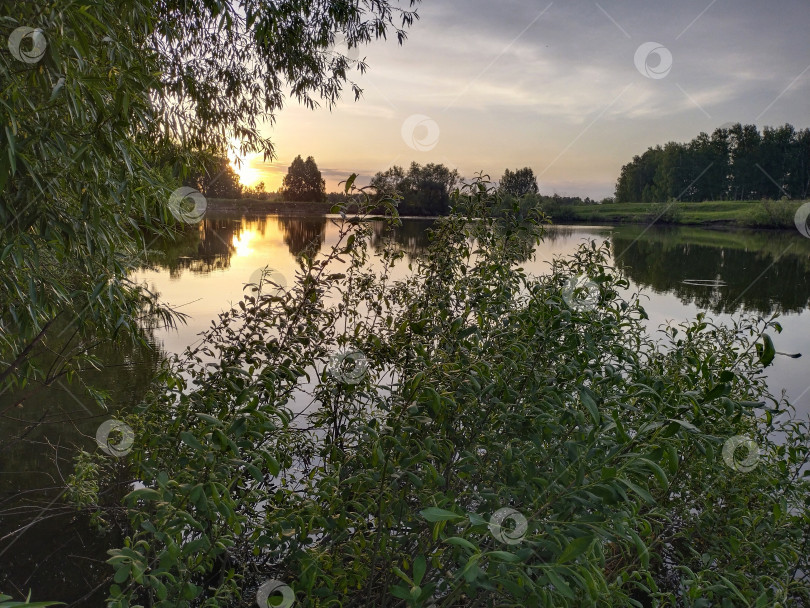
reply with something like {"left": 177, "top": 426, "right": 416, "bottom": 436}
{"left": 279, "top": 216, "right": 328, "bottom": 257}
{"left": 150, "top": 215, "right": 435, "bottom": 279}
{"left": 371, "top": 218, "right": 435, "bottom": 260}
{"left": 611, "top": 225, "right": 810, "bottom": 315}
{"left": 147, "top": 216, "right": 810, "bottom": 317}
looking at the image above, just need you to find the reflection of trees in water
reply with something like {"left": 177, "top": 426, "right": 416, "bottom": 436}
{"left": 278, "top": 215, "right": 327, "bottom": 257}
{"left": 0, "top": 320, "right": 165, "bottom": 604}
{"left": 540, "top": 225, "right": 576, "bottom": 244}
{"left": 612, "top": 236, "right": 810, "bottom": 315}
{"left": 151, "top": 216, "right": 277, "bottom": 277}
{"left": 372, "top": 219, "right": 435, "bottom": 259}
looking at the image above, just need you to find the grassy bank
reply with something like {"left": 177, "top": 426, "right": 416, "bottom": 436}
{"left": 555, "top": 199, "right": 805, "bottom": 229}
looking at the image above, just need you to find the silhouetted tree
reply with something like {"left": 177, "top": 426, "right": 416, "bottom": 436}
{"left": 282, "top": 155, "right": 326, "bottom": 202}
{"left": 369, "top": 162, "right": 460, "bottom": 215}
{"left": 499, "top": 167, "right": 538, "bottom": 197}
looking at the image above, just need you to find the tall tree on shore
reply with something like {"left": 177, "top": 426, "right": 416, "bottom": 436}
{"left": 499, "top": 167, "right": 539, "bottom": 197}
{"left": 282, "top": 155, "right": 327, "bottom": 202}
{"left": 370, "top": 162, "right": 460, "bottom": 215}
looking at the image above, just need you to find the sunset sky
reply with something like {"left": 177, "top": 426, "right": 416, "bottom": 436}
{"left": 231, "top": 0, "right": 810, "bottom": 199}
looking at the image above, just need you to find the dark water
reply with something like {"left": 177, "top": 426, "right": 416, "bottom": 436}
{"left": 2, "top": 214, "right": 809, "bottom": 604}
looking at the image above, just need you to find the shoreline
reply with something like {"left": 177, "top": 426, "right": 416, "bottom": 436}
{"left": 205, "top": 197, "right": 804, "bottom": 231}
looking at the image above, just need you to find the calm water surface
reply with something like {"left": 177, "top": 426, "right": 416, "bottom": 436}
{"left": 2, "top": 212, "right": 809, "bottom": 604}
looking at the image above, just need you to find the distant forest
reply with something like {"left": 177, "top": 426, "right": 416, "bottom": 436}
{"left": 615, "top": 123, "right": 810, "bottom": 203}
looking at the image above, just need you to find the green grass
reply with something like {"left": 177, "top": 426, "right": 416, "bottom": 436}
{"left": 562, "top": 200, "right": 805, "bottom": 229}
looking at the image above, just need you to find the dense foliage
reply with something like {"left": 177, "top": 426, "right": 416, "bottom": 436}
{"left": 281, "top": 155, "right": 327, "bottom": 202}
{"left": 615, "top": 123, "right": 810, "bottom": 203}
{"left": 0, "top": 0, "right": 420, "bottom": 602}
{"left": 85, "top": 180, "right": 810, "bottom": 607}
{"left": 370, "top": 162, "right": 461, "bottom": 215}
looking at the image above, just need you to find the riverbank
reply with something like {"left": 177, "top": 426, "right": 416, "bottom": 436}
{"left": 206, "top": 197, "right": 334, "bottom": 215}
{"left": 553, "top": 199, "right": 805, "bottom": 229}
{"left": 208, "top": 197, "right": 807, "bottom": 230}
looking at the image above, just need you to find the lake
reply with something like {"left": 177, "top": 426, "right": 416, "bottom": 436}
{"left": 2, "top": 212, "right": 809, "bottom": 604}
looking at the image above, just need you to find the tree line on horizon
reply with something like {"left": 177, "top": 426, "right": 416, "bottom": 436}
{"left": 615, "top": 123, "right": 810, "bottom": 203}
{"left": 184, "top": 123, "right": 810, "bottom": 211}
{"left": 187, "top": 152, "right": 609, "bottom": 215}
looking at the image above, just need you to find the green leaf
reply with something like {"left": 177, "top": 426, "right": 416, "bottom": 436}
{"left": 413, "top": 555, "right": 426, "bottom": 585}
{"left": 579, "top": 387, "right": 600, "bottom": 425}
{"left": 545, "top": 567, "right": 575, "bottom": 599}
{"left": 125, "top": 488, "right": 162, "bottom": 503}
{"left": 445, "top": 536, "right": 478, "bottom": 551}
{"left": 619, "top": 478, "right": 655, "bottom": 503}
{"left": 702, "top": 383, "right": 728, "bottom": 402}
{"left": 420, "top": 507, "right": 464, "bottom": 522}
{"left": 390, "top": 585, "right": 411, "bottom": 600}
{"left": 344, "top": 173, "right": 357, "bottom": 192}
{"left": 557, "top": 535, "right": 593, "bottom": 563}
{"left": 758, "top": 333, "right": 776, "bottom": 367}
{"left": 666, "top": 418, "right": 699, "bottom": 433}
{"left": 488, "top": 550, "right": 522, "bottom": 562}
{"left": 628, "top": 529, "right": 649, "bottom": 568}
{"left": 180, "top": 431, "right": 204, "bottom": 452}
{"left": 638, "top": 457, "right": 669, "bottom": 488}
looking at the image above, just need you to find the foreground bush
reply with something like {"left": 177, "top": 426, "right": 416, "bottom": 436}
{"left": 95, "top": 180, "right": 809, "bottom": 607}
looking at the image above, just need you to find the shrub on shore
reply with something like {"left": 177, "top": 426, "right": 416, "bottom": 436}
{"left": 85, "top": 179, "right": 808, "bottom": 607}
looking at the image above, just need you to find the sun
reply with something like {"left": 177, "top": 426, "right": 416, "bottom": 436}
{"left": 229, "top": 152, "right": 263, "bottom": 188}
{"left": 227, "top": 140, "right": 264, "bottom": 188}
